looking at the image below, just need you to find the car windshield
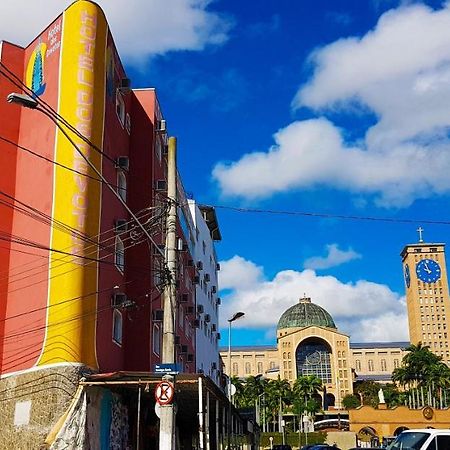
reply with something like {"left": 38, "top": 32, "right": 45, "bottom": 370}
{"left": 387, "top": 432, "right": 430, "bottom": 450}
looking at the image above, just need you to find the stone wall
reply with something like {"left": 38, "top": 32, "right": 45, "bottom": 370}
{"left": 0, "top": 365, "right": 88, "bottom": 450}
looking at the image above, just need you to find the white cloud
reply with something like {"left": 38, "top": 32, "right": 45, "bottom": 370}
{"left": 213, "top": 3, "right": 450, "bottom": 207}
{"left": 218, "top": 255, "right": 264, "bottom": 291}
{"left": 304, "top": 243, "right": 361, "bottom": 270}
{"left": 0, "top": 0, "right": 231, "bottom": 61}
{"left": 219, "top": 255, "right": 408, "bottom": 342}
{"left": 213, "top": 118, "right": 450, "bottom": 207}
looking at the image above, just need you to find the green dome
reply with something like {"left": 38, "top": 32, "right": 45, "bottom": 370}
{"left": 277, "top": 297, "right": 336, "bottom": 330}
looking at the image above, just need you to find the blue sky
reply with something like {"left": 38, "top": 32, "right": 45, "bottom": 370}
{"left": 3, "top": 0, "right": 450, "bottom": 345}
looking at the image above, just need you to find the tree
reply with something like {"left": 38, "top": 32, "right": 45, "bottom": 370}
{"left": 342, "top": 394, "right": 361, "bottom": 409}
{"left": 265, "top": 377, "right": 292, "bottom": 432}
{"left": 293, "top": 375, "right": 323, "bottom": 402}
{"left": 354, "top": 381, "right": 379, "bottom": 408}
{"left": 393, "top": 342, "right": 442, "bottom": 388}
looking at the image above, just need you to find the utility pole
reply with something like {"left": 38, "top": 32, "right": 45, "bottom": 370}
{"left": 159, "top": 136, "right": 177, "bottom": 450}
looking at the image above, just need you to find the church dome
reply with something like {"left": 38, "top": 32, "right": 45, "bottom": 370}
{"left": 277, "top": 297, "right": 337, "bottom": 330}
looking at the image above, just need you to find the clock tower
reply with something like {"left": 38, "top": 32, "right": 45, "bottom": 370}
{"left": 401, "top": 229, "right": 450, "bottom": 364}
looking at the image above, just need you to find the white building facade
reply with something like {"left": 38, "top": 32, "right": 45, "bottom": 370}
{"left": 188, "top": 200, "right": 222, "bottom": 385}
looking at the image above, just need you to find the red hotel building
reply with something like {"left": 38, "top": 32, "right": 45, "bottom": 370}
{"left": 0, "top": 1, "right": 199, "bottom": 445}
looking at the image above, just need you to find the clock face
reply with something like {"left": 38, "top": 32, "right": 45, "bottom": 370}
{"left": 404, "top": 264, "right": 411, "bottom": 288}
{"left": 416, "top": 259, "right": 441, "bottom": 283}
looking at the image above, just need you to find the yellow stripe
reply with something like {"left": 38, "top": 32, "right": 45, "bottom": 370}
{"left": 38, "top": 1, "right": 107, "bottom": 368}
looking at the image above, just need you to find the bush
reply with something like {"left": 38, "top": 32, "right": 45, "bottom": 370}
{"left": 259, "top": 431, "right": 326, "bottom": 448}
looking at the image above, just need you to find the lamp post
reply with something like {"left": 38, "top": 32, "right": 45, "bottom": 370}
{"left": 227, "top": 311, "right": 245, "bottom": 449}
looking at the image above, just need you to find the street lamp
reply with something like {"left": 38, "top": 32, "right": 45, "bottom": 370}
{"left": 7, "top": 93, "right": 38, "bottom": 109}
{"left": 227, "top": 311, "right": 244, "bottom": 449}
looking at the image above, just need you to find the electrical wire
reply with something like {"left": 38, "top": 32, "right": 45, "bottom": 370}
{"left": 0, "top": 202, "right": 167, "bottom": 286}
{"left": 0, "top": 64, "right": 166, "bottom": 261}
{"left": 204, "top": 204, "right": 450, "bottom": 226}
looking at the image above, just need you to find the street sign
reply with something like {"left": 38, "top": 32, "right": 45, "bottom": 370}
{"left": 155, "top": 380, "right": 175, "bottom": 405}
{"left": 154, "top": 363, "right": 181, "bottom": 375}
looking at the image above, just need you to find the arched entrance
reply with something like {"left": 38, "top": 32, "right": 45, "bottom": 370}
{"left": 296, "top": 337, "right": 332, "bottom": 384}
{"left": 325, "top": 393, "right": 335, "bottom": 408}
{"left": 358, "top": 426, "right": 379, "bottom": 447}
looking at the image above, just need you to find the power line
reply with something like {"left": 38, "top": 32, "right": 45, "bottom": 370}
{"left": 206, "top": 204, "right": 450, "bottom": 226}
{"left": 0, "top": 63, "right": 167, "bottom": 262}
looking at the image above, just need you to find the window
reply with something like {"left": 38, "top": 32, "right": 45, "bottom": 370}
{"left": 355, "top": 360, "right": 361, "bottom": 371}
{"left": 270, "top": 361, "right": 275, "bottom": 369}
{"left": 394, "top": 359, "right": 399, "bottom": 368}
{"left": 155, "top": 136, "right": 162, "bottom": 162}
{"left": 153, "top": 324, "right": 161, "bottom": 355}
{"left": 232, "top": 362, "right": 238, "bottom": 375}
{"left": 112, "top": 309, "right": 122, "bottom": 345}
{"left": 115, "top": 236, "right": 125, "bottom": 273}
{"left": 245, "top": 362, "right": 251, "bottom": 374}
{"left": 116, "top": 91, "right": 125, "bottom": 126}
{"left": 117, "top": 170, "right": 127, "bottom": 202}
{"left": 257, "top": 362, "right": 263, "bottom": 374}
{"left": 381, "top": 359, "right": 387, "bottom": 371}
{"left": 368, "top": 360, "right": 374, "bottom": 372}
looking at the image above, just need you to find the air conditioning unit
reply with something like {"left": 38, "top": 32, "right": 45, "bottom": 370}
{"left": 197, "top": 261, "right": 203, "bottom": 270}
{"left": 211, "top": 324, "right": 217, "bottom": 332}
{"left": 116, "top": 156, "right": 129, "bottom": 171}
{"left": 193, "top": 275, "right": 200, "bottom": 284}
{"left": 156, "top": 119, "right": 167, "bottom": 132}
{"left": 186, "top": 306, "right": 194, "bottom": 314}
{"left": 155, "top": 179, "right": 167, "bottom": 191}
{"left": 193, "top": 319, "right": 200, "bottom": 328}
{"left": 216, "top": 263, "right": 221, "bottom": 271}
{"left": 115, "top": 219, "right": 128, "bottom": 233}
{"left": 216, "top": 298, "right": 221, "bottom": 305}
{"left": 197, "top": 305, "right": 204, "bottom": 314}
{"left": 187, "top": 353, "right": 194, "bottom": 362}
{"left": 119, "top": 77, "right": 131, "bottom": 93}
{"left": 187, "top": 259, "right": 194, "bottom": 267}
{"left": 180, "top": 293, "right": 188, "bottom": 303}
{"left": 211, "top": 286, "right": 217, "bottom": 293}
{"left": 211, "top": 362, "right": 217, "bottom": 370}
{"left": 175, "top": 335, "right": 181, "bottom": 345}
{"left": 204, "top": 274, "right": 210, "bottom": 282}
{"left": 204, "top": 314, "right": 211, "bottom": 323}
{"left": 153, "top": 309, "right": 164, "bottom": 321}
{"left": 112, "top": 292, "right": 127, "bottom": 307}
{"left": 180, "top": 345, "right": 188, "bottom": 354}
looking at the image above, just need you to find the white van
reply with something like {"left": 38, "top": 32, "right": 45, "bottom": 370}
{"left": 387, "top": 429, "right": 450, "bottom": 450}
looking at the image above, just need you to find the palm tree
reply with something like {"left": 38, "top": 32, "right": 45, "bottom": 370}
{"left": 265, "top": 377, "right": 292, "bottom": 432}
{"left": 293, "top": 375, "right": 323, "bottom": 402}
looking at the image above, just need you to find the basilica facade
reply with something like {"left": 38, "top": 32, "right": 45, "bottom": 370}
{"left": 220, "top": 297, "right": 408, "bottom": 408}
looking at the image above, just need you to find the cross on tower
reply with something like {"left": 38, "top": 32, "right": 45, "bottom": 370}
{"left": 417, "top": 227, "right": 424, "bottom": 243}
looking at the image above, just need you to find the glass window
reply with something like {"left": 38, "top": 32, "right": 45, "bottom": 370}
{"left": 257, "top": 362, "right": 263, "bottom": 374}
{"left": 355, "top": 360, "right": 361, "bottom": 371}
{"left": 368, "top": 360, "right": 374, "bottom": 372}
{"left": 153, "top": 324, "right": 161, "bottom": 355}
{"left": 115, "top": 236, "right": 125, "bottom": 273}
{"left": 296, "top": 338, "right": 332, "bottom": 384}
{"left": 116, "top": 91, "right": 125, "bottom": 126}
{"left": 381, "top": 359, "right": 387, "bottom": 371}
{"left": 389, "top": 432, "right": 430, "bottom": 450}
{"left": 117, "top": 170, "right": 127, "bottom": 202}
{"left": 112, "top": 309, "right": 122, "bottom": 345}
{"left": 245, "top": 362, "right": 251, "bottom": 374}
{"left": 232, "top": 362, "right": 238, "bottom": 375}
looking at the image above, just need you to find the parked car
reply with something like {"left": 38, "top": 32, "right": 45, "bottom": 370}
{"left": 272, "top": 445, "right": 292, "bottom": 450}
{"left": 387, "top": 429, "right": 450, "bottom": 449}
{"left": 308, "top": 445, "right": 341, "bottom": 450}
